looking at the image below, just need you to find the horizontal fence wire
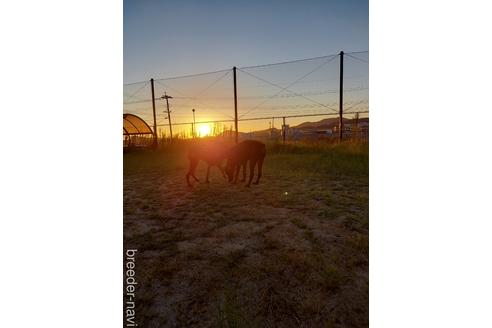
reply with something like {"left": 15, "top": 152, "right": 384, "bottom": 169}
{"left": 124, "top": 51, "right": 368, "bottom": 139}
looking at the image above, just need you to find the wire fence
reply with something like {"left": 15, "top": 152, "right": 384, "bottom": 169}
{"left": 123, "top": 51, "right": 368, "bottom": 143}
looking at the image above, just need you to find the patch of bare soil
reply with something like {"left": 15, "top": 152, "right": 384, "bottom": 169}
{"left": 124, "top": 155, "right": 368, "bottom": 327}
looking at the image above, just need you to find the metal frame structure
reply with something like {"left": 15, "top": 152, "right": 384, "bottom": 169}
{"left": 123, "top": 113, "right": 154, "bottom": 136}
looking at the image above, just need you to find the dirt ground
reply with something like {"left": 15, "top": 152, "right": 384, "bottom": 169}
{"left": 124, "top": 143, "right": 368, "bottom": 327}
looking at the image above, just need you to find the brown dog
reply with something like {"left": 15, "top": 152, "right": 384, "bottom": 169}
{"left": 225, "top": 140, "right": 266, "bottom": 187}
{"left": 186, "top": 140, "right": 228, "bottom": 186}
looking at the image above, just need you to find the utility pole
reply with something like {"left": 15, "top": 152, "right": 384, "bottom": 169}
{"left": 161, "top": 93, "right": 173, "bottom": 141}
{"left": 339, "top": 51, "right": 344, "bottom": 142}
{"left": 233, "top": 66, "right": 238, "bottom": 144}
{"left": 192, "top": 108, "right": 196, "bottom": 139}
{"left": 150, "top": 78, "right": 157, "bottom": 147}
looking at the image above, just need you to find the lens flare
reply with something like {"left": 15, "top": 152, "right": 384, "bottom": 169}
{"left": 198, "top": 124, "right": 211, "bottom": 137}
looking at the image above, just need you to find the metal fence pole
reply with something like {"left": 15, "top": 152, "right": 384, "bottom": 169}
{"left": 233, "top": 67, "right": 238, "bottom": 144}
{"left": 339, "top": 51, "right": 344, "bottom": 142}
{"left": 150, "top": 78, "right": 157, "bottom": 147}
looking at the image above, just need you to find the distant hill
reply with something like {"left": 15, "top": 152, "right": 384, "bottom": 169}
{"left": 294, "top": 117, "right": 347, "bottom": 130}
{"left": 244, "top": 127, "right": 281, "bottom": 137}
{"left": 293, "top": 117, "right": 368, "bottom": 130}
{"left": 219, "top": 116, "right": 369, "bottom": 139}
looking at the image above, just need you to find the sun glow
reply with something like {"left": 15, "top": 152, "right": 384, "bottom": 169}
{"left": 198, "top": 124, "right": 211, "bottom": 137}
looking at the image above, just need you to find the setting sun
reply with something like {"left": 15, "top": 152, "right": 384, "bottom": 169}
{"left": 197, "top": 124, "right": 211, "bottom": 137}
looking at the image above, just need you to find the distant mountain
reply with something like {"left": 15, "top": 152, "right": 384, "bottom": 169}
{"left": 219, "top": 117, "right": 368, "bottom": 138}
{"left": 293, "top": 117, "right": 368, "bottom": 130}
{"left": 244, "top": 127, "right": 281, "bottom": 137}
{"left": 294, "top": 117, "right": 347, "bottom": 130}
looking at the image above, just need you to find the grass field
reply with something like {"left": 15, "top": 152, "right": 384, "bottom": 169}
{"left": 124, "top": 140, "right": 368, "bottom": 327}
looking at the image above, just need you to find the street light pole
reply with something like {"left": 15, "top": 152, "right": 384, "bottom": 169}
{"left": 192, "top": 108, "right": 196, "bottom": 139}
{"left": 161, "top": 92, "right": 173, "bottom": 141}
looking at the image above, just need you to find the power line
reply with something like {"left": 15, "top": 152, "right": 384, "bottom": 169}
{"left": 123, "top": 81, "right": 149, "bottom": 101}
{"left": 343, "top": 100, "right": 368, "bottom": 112}
{"left": 124, "top": 51, "right": 369, "bottom": 134}
{"left": 156, "top": 102, "right": 364, "bottom": 112}
{"left": 345, "top": 53, "right": 369, "bottom": 64}
{"left": 154, "top": 68, "right": 231, "bottom": 82}
{"left": 167, "top": 70, "right": 233, "bottom": 119}
{"left": 239, "top": 53, "right": 337, "bottom": 69}
{"left": 126, "top": 100, "right": 367, "bottom": 112}
{"left": 155, "top": 111, "right": 369, "bottom": 127}
{"left": 345, "top": 50, "right": 369, "bottom": 55}
{"left": 154, "top": 70, "right": 231, "bottom": 102}
{"left": 124, "top": 87, "right": 367, "bottom": 105}
{"left": 191, "top": 70, "right": 231, "bottom": 99}
{"left": 238, "top": 55, "right": 338, "bottom": 118}
{"left": 123, "top": 51, "right": 368, "bottom": 85}
{"left": 237, "top": 65, "right": 339, "bottom": 117}
{"left": 153, "top": 80, "right": 192, "bottom": 99}
{"left": 239, "top": 51, "right": 367, "bottom": 69}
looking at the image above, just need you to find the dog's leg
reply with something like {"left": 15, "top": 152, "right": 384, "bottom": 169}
{"left": 218, "top": 165, "right": 227, "bottom": 179}
{"left": 205, "top": 165, "right": 211, "bottom": 183}
{"left": 187, "top": 158, "right": 199, "bottom": 186}
{"left": 246, "top": 159, "right": 257, "bottom": 187}
{"left": 240, "top": 162, "right": 246, "bottom": 182}
{"left": 253, "top": 156, "right": 264, "bottom": 185}
{"left": 233, "top": 164, "right": 240, "bottom": 184}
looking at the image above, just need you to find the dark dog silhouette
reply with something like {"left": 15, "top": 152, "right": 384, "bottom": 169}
{"left": 186, "top": 140, "right": 228, "bottom": 186}
{"left": 225, "top": 140, "right": 266, "bottom": 187}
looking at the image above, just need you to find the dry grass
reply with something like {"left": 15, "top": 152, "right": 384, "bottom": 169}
{"left": 124, "top": 140, "right": 368, "bottom": 327}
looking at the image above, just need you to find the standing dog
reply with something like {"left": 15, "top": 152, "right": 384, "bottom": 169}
{"left": 225, "top": 140, "right": 266, "bottom": 187}
{"left": 186, "top": 140, "right": 228, "bottom": 186}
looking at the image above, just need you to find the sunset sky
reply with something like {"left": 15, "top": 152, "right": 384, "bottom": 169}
{"left": 124, "top": 0, "right": 368, "bottom": 83}
{"left": 124, "top": 0, "right": 368, "bottom": 135}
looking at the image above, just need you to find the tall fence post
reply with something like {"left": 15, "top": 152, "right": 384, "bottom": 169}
{"left": 233, "top": 67, "right": 238, "bottom": 144}
{"left": 339, "top": 51, "right": 344, "bottom": 142}
{"left": 150, "top": 78, "right": 157, "bottom": 147}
